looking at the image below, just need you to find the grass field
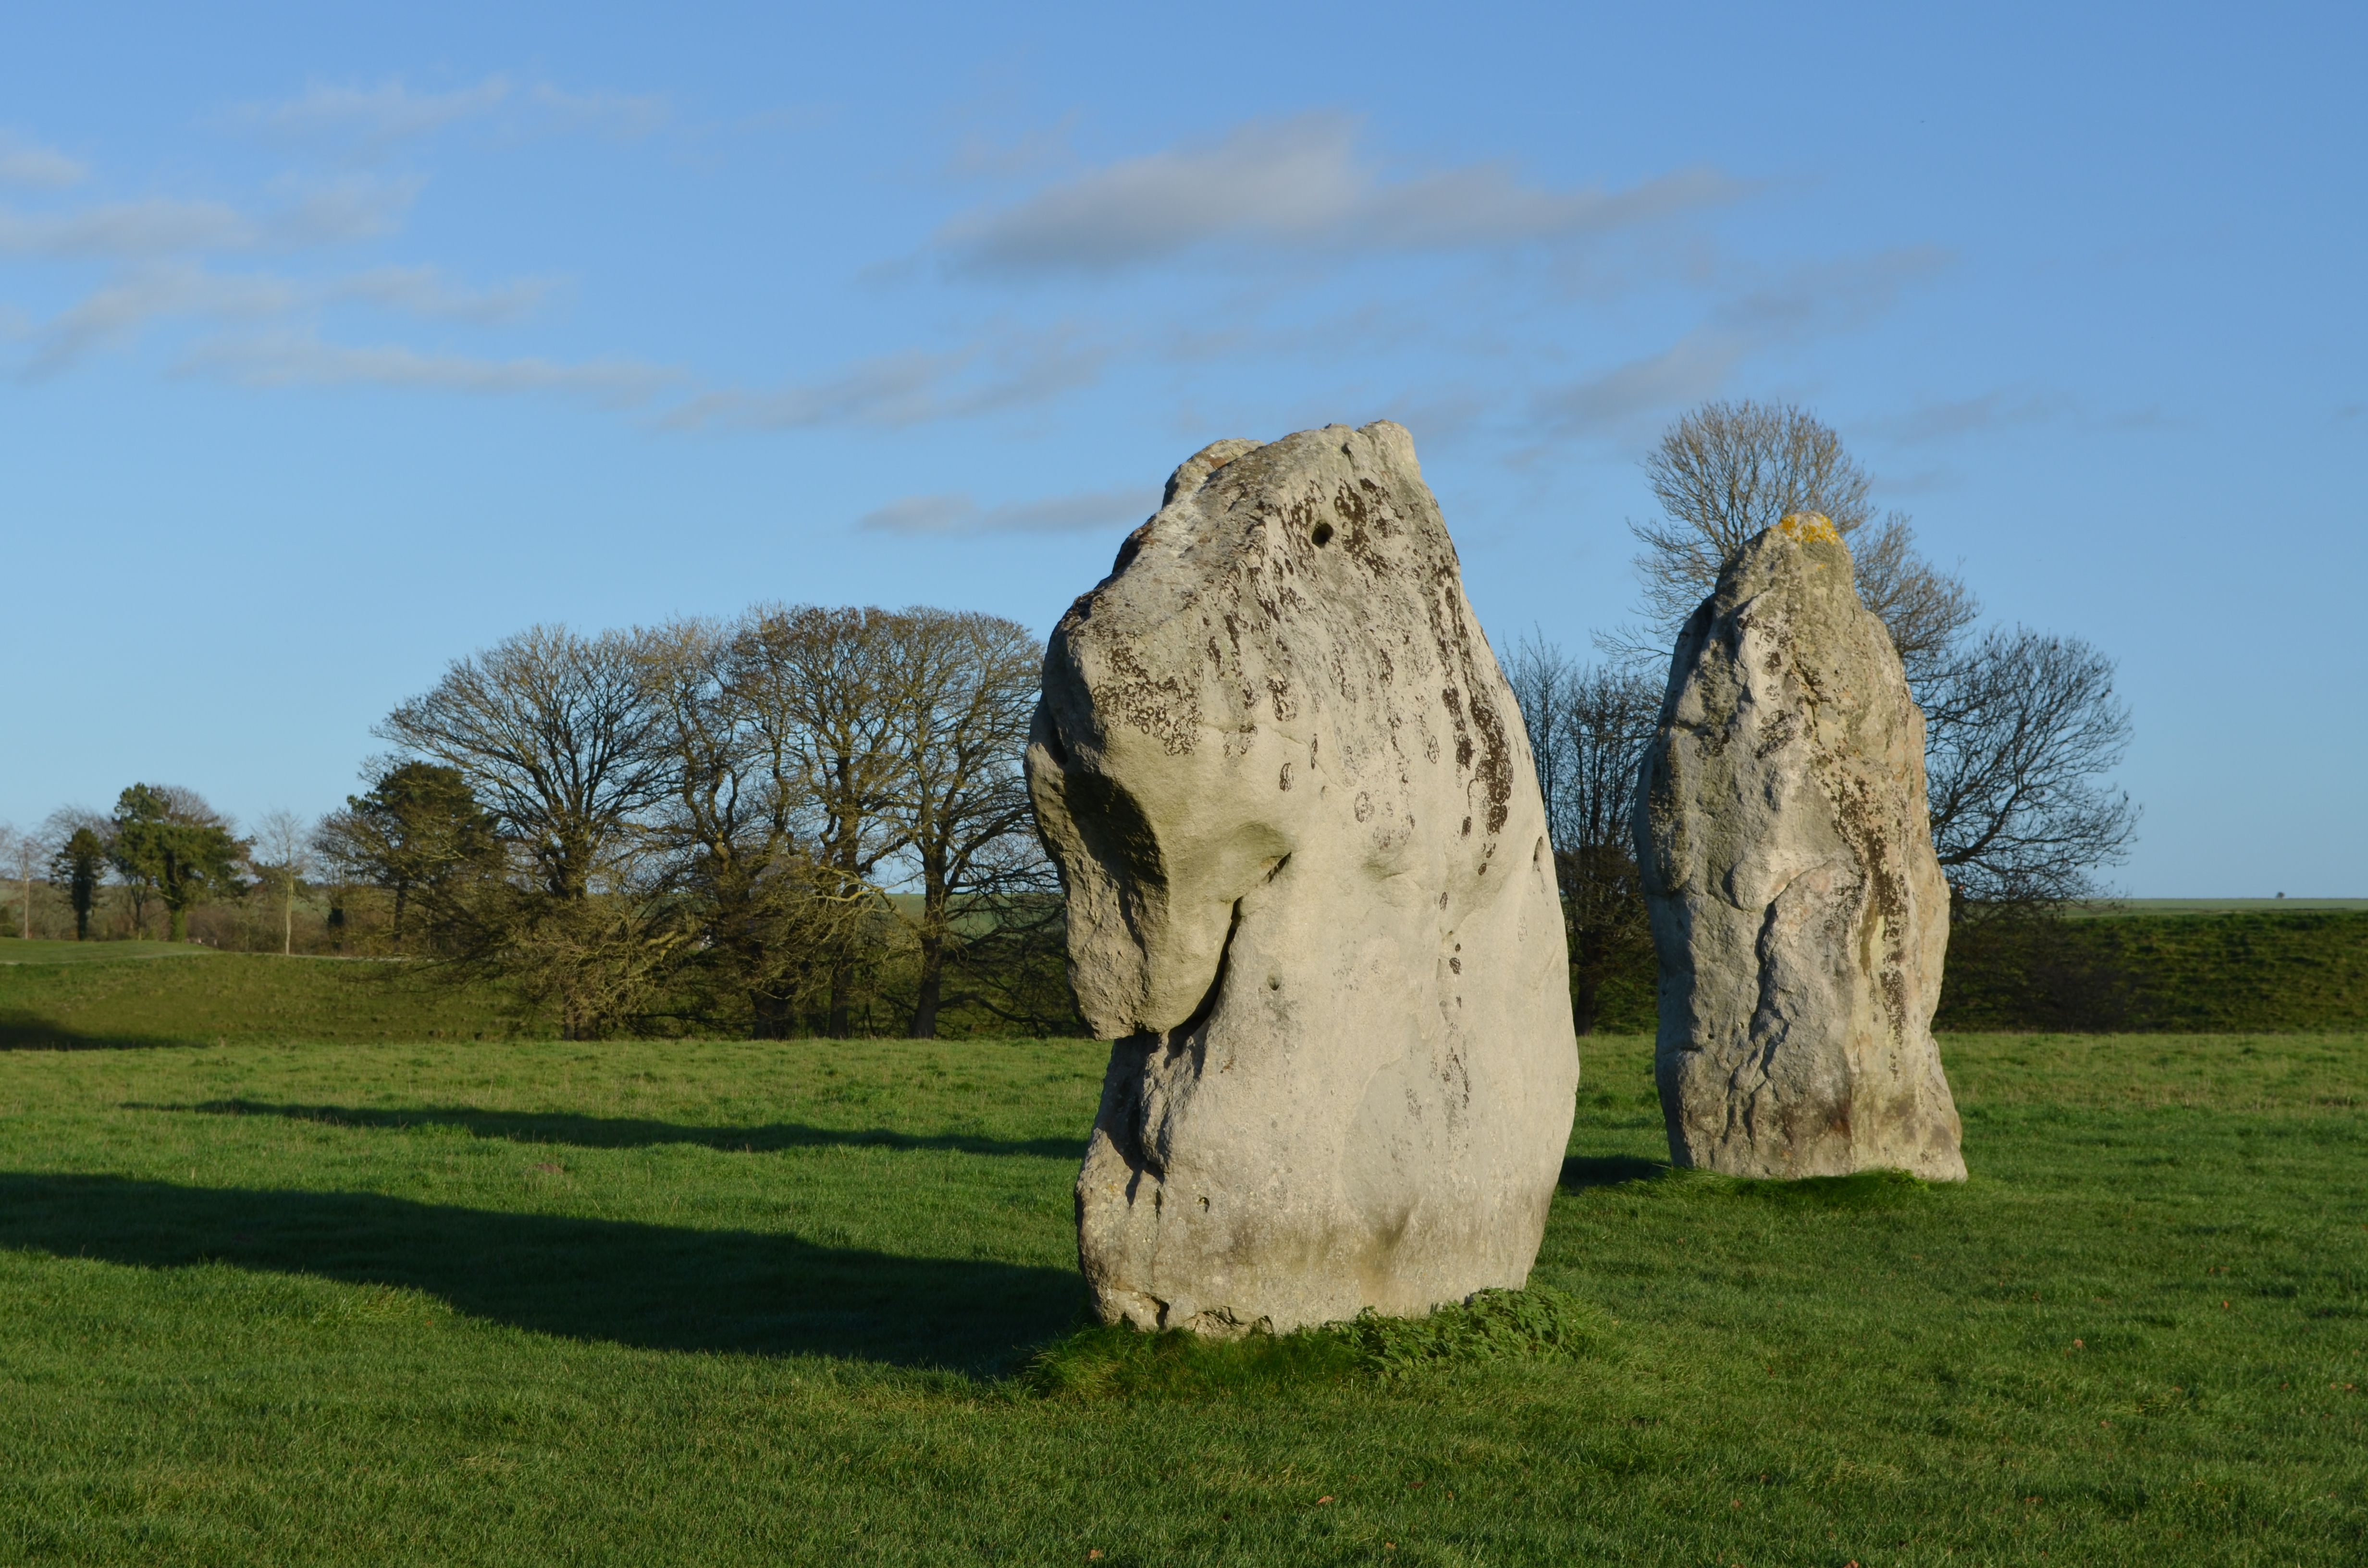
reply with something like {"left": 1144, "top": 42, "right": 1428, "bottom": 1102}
{"left": 1, "top": 1021, "right": 2363, "bottom": 1565}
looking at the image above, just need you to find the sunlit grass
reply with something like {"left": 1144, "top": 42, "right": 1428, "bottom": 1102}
{"left": 0, "top": 1029, "right": 2361, "bottom": 1564}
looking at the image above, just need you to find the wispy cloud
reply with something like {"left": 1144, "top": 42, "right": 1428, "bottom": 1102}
{"left": 526, "top": 84, "right": 669, "bottom": 141}
{"left": 231, "top": 75, "right": 669, "bottom": 152}
{"left": 0, "top": 177, "right": 416, "bottom": 260}
{"left": 668, "top": 322, "right": 1112, "bottom": 430}
{"left": 177, "top": 330, "right": 678, "bottom": 404}
{"left": 0, "top": 130, "right": 86, "bottom": 189}
{"left": 1864, "top": 391, "right": 2064, "bottom": 445}
{"left": 860, "top": 486, "right": 1157, "bottom": 536}
{"left": 335, "top": 265, "right": 557, "bottom": 323}
{"left": 1534, "top": 247, "right": 1951, "bottom": 438}
{"left": 937, "top": 112, "right": 1747, "bottom": 277}
{"left": 236, "top": 76, "right": 513, "bottom": 147}
{"left": 0, "top": 197, "right": 250, "bottom": 258}
{"left": 15, "top": 262, "right": 560, "bottom": 378}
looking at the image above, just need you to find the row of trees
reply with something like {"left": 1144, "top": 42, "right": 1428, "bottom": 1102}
{"left": 1512, "top": 399, "right": 2136, "bottom": 1032}
{"left": 0, "top": 787, "right": 313, "bottom": 945}
{"left": 7, "top": 401, "right": 2134, "bottom": 1044}
{"left": 309, "top": 605, "right": 1065, "bottom": 1040}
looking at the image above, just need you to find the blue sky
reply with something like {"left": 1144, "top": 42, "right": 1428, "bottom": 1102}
{"left": 2, "top": 1, "right": 2361, "bottom": 894}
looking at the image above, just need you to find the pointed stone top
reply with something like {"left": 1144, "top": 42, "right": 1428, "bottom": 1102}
{"left": 1776, "top": 511, "right": 1842, "bottom": 545}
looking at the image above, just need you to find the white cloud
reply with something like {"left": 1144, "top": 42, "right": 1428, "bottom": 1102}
{"left": 860, "top": 486, "right": 1158, "bottom": 536}
{"left": 1533, "top": 247, "right": 1951, "bottom": 438}
{"left": 231, "top": 75, "right": 669, "bottom": 151}
{"left": 859, "top": 493, "right": 974, "bottom": 534}
{"left": 936, "top": 113, "right": 1746, "bottom": 276}
{"left": 668, "top": 322, "right": 1112, "bottom": 430}
{"left": 1864, "top": 391, "right": 2064, "bottom": 445}
{"left": 527, "top": 84, "right": 669, "bottom": 141}
{"left": 234, "top": 76, "right": 513, "bottom": 147}
{"left": 0, "top": 198, "right": 251, "bottom": 258}
{"left": 15, "top": 262, "right": 561, "bottom": 378}
{"left": 0, "top": 178, "right": 416, "bottom": 260}
{"left": 19, "top": 266, "right": 292, "bottom": 376}
{"left": 177, "top": 330, "right": 679, "bottom": 404}
{"left": 336, "top": 266, "right": 558, "bottom": 324}
{"left": 1533, "top": 331, "right": 1750, "bottom": 436}
{"left": 0, "top": 131, "right": 86, "bottom": 189}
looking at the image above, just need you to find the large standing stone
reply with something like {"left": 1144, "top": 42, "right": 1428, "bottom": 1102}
{"left": 1633, "top": 513, "right": 1966, "bottom": 1181}
{"left": 1026, "top": 421, "right": 1578, "bottom": 1335}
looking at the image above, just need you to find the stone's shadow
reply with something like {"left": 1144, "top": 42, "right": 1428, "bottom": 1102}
{"left": 0, "top": 1172, "right": 1084, "bottom": 1373}
{"left": 1559, "top": 1154, "right": 1671, "bottom": 1191}
{"left": 147, "top": 1100, "right": 1086, "bottom": 1161}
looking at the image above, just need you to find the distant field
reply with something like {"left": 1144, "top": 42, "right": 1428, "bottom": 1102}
{"left": 0, "top": 1028, "right": 2360, "bottom": 1564}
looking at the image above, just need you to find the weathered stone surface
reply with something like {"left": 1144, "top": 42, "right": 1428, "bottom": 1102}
{"left": 1026, "top": 421, "right": 1578, "bottom": 1335}
{"left": 1634, "top": 513, "right": 1966, "bottom": 1181}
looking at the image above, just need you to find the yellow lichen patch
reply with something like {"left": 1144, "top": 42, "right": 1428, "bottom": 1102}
{"left": 1778, "top": 512, "right": 1841, "bottom": 544}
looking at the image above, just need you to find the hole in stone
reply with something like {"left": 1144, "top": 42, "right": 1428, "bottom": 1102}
{"left": 1041, "top": 727, "right": 1069, "bottom": 768}
{"left": 1310, "top": 522, "right": 1334, "bottom": 547}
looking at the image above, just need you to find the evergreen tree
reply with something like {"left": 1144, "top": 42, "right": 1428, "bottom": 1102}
{"left": 50, "top": 828, "right": 107, "bottom": 941}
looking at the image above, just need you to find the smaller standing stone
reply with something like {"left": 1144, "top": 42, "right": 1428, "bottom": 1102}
{"left": 1633, "top": 513, "right": 1966, "bottom": 1180}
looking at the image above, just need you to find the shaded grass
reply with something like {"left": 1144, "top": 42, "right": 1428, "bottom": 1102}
{"left": 0, "top": 1029, "right": 2362, "bottom": 1564}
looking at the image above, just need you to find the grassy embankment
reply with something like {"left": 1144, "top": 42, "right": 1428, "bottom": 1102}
{"left": 1575, "top": 907, "right": 2368, "bottom": 1037}
{"left": 0, "top": 949, "right": 2363, "bottom": 1563}
{"left": 1939, "top": 909, "right": 2368, "bottom": 1033}
{"left": 0, "top": 946, "right": 540, "bottom": 1050}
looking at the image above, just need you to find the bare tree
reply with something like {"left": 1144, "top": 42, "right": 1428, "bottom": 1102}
{"left": 1618, "top": 399, "right": 1977, "bottom": 681}
{"left": 728, "top": 606, "right": 910, "bottom": 1036}
{"left": 0, "top": 825, "right": 30, "bottom": 939}
{"left": 1923, "top": 627, "right": 2138, "bottom": 907}
{"left": 250, "top": 809, "right": 314, "bottom": 956}
{"left": 381, "top": 625, "right": 674, "bottom": 902}
{"left": 1506, "top": 637, "right": 1662, "bottom": 1034}
{"left": 880, "top": 609, "right": 1044, "bottom": 1038}
{"left": 644, "top": 617, "right": 876, "bottom": 1038}
{"left": 377, "top": 625, "right": 681, "bottom": 1037}
{"left": 1618, "top": 399, "right": 2136, "bottom": 911}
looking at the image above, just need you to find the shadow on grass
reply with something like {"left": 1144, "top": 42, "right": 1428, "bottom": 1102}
{"left": 0, "top": 1171, "right": 1082, "bottom": 1373}
{"left": 0, "top": 1013, "right": 194, "bottom": 1051}
{"left": 1559, "top": 1154, "right": 1671, "bottom": 1190}
{"left": 1558, "top": 1156, "right": 1944, "bottom": 1208}
{"left": 147, "top": 1100, "right": 1086, "bottom": 1161}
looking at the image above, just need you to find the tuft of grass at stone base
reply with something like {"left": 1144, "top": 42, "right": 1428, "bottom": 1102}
{"left": 1025, "top": 1286, "right": 1609, "bottom": 1397}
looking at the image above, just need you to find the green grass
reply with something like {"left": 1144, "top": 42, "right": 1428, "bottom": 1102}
{"left": 0, "top": 950, "right": 541, "bottom": 1049}
{"left": 1, "top": 1029, "right": 2364, "bottom": 1564}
